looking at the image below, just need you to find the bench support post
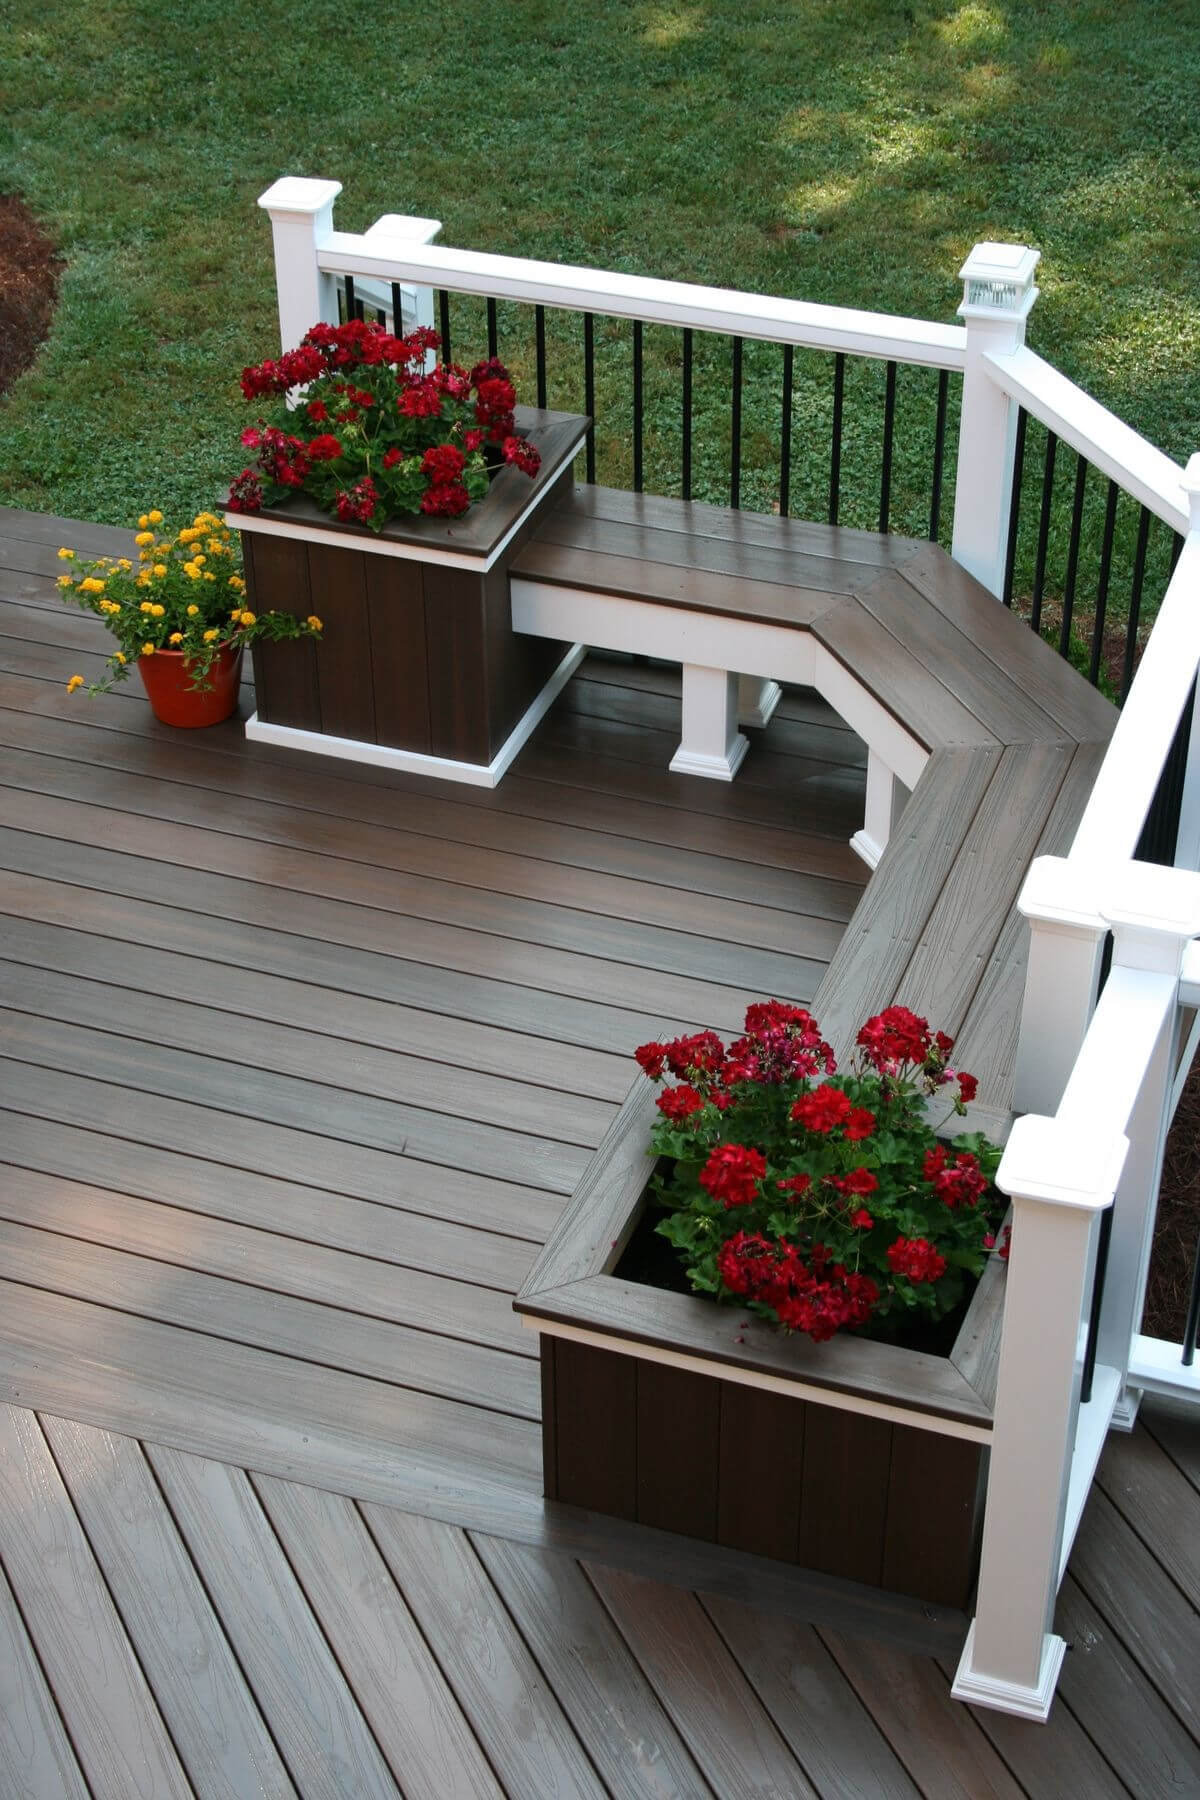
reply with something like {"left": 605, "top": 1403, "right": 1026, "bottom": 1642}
{"left": 737, "top": 674, "right": 783, "bottom": 729}
{"left": 671, "top": 666, "right": 749, "bottom": 781}
{"left": 851, "top": 752, "right": 908, "bottom": 869}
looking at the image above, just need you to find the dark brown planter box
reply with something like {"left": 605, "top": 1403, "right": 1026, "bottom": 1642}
{"left": 515, "top": 1077, "right": 1006, "bottom": 1610}
{"left": 229, "top": 408, "right": 588, "bottom": 775}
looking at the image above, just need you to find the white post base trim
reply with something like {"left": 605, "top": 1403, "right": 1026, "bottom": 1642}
{"left": 951, "top": 1621, "right": 1066, "bottom": 1722}
{"left": 669, "top": 737, "right": 750, "bottom": 782}
{"left": 849, "top": 828, "right": 885, "bottom": 870}
{"left": 245, "top": 642, "right": 584, "bottom": 788}
{"left": 737, "top": 674, "right": 783, "bottom": 729}
{"left": 672, "top": 665, "right": 749, "bottom": 781}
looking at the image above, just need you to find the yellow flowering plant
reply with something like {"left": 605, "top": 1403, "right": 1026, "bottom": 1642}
{"left": 57, "top": 509, "right": 323, "bottom": 694}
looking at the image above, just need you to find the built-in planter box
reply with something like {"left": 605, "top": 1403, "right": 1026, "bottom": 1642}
{"left": 516, "top": 1077, "right": 1007, "bottom": 1611}
{"left": 227, "top": 407, "right": 589, "bottom": 786}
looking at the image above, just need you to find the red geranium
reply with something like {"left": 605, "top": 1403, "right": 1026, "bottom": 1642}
{"left": 699, "top": 1144, "right": 767, "bottom": 1208}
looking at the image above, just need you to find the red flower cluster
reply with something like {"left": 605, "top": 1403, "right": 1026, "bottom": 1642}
{"left": 656, "top": 1084, "right": 705, "bottom": 1121}
{"left": 699, "top": 1144, "right": 767, "bottom": 1208}
{"left": 790, "top": 1084, "right": 852, "bottom": 1134}
{"left": 716, "top": 1233, "right": 878, "bottom": 1342}
{"left": 886, "top": 1237, "right": 947, "bottom": 1283}
{"left": 334, "top": 477, "right": 379, "bottom": 524}
{"left": 635, "top": 1031, "right": 726, "bottom": 1082}
{"left": 857, "top": 1005, "right": 943, "bottom": 1075}
{"left": 923, "top": 1146, "right": 988, "bottom": 1208}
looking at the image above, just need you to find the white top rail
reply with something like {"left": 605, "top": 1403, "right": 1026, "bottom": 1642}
{"left": 983, "top": 344, "right": 1189, "bottom": 535}
{"left": 316, "top": 229, "right": 969, "bottom": 370}
{"left": 1070, "top": 531, "right": 1200, "bottom": 863}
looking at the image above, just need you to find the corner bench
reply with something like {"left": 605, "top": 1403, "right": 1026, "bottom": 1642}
{"left": 512, "top": 485, "right": 1116, "bottom": 1128}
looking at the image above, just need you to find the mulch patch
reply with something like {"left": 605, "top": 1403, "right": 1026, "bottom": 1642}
{"left": 1146, "top": 1057, "right": 1200, "bottom": 1342}
{"left": 0, "top": 193, "right": 62, "bottom": 396}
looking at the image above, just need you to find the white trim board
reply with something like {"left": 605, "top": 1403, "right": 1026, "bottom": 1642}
{"left": 245, "top": 642, "right": 585, "bottom": 787}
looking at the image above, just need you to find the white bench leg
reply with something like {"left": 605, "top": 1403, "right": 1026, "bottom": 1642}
{"left": 670, "top": 665, "right": 749, "bottom": 781}
{"left": 851, "top": 750, "right": 908, "bottom": 867}
{"left": 737, "top": 674, "right": 782, "bottom": 729}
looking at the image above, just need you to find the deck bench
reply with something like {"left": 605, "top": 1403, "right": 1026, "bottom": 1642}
{"left": 512, "top": 485, "right": 1116, "bottom": 1125}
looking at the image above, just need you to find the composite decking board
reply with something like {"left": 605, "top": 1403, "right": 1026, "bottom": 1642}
{"left": 0, "top": 1220, "right": 540, "bottom": 1421}
{"left": 812, "top": 597, "right": 1001, "bottom": 751}
{"left": 1141, "top": 1399, "right": 1200, "bottom": 1497}
{"left": 1096, "top": 1421, "right": 1200, "bottom": 1613}
{"left": 0, "top": 1557, "right": 92, "bottom": 1800}
{"left": 470, "top": 1532, "right": 715, "bottom": 1800}
{"left": 0, "top": 867, "right": 692, "bottom": 1062}
{"left": 697, "top": 1594, "right": 923, "bottom": 1799}
{"left": 0, "top": 955, "right": 615, "bottom": 1151}
{"left": 513, "top": 535, "right": 847, "bottom": 627}
{"left": 0, "top": 1405, "right": 195, "bottom": 1799}
{"left": 0, "top": 1286, "right": 546, "bottom": 1531}
{"left": 0, "top": 795, "right": 833, "bottom": 1001}
{"left": 0, "top": 1056, "right": 564, "bottom": 1262}
{"left": 811, "top": 745, "right": 1003, "bottom": 1054}
{"left": 0, "top": 703, "right": 867, "bottom": 916}
{"left": 547, "top": 486, "right": 927, "bottom": 570}
{"left": 0, "top": 502, "right": 134, "bottom": 550}
{"left": 892, "top": 739, "right": 1077, "bottom": 1033}
{"left": 1051, "top": 1573, "right": 1200, "bottom": 1796}
{"left": 583, "top": 1563, "right": 818, "bottom": 1800}
{"left": 818, "top": 1627, "right": 1027, "bottom": 1800}
{"left": 849, "top": 564, "right": 1070, "bottom": 745}
{"left": 0, "top": 1009, "right": 593, "bottom": 1197}
{"left": 899, "top": 542, "right": 1120, "bottom": 743}
{"left": 0, "top": 1112, "right": 544, "bottom": 1314}
{"left": 0, "top": 744, "right": 860, "bottom": 943}
{"left": 253, "top": 1477, "right": 505, "bottom": 1800}
{"left": 360, "top": 1505, "right": 610, "bottom": 1799}
{"left": 0, "top": 912, "right": 632, "bottom": 1104}
{"left": 37, "top": 1415, "right": 299, "bottom": 1800}
{"left": 1068, "top": 1483, "right": 1200, "bottom": 1740}
{"left": 143, "top": 1445, "right": 401, "bottom": 1800}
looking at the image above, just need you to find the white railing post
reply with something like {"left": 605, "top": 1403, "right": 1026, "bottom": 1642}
{"left": 952, "top": 1114, "right": 1123, "bottom": 1720}
{"left": 950, "top": 242, "right": 1041, "bottom": 597}
{"left": 1011, "top": 856, "right": 1106, "bottom": 1115}
{"left": 257, "top": 176, "right": 343, "bottom": 355}
{"left": 1170, "top": 457, "right": 1200, "bottom": 869}
{"left": 363, "top": 213, "right": 443, "bottom": 365}
{"left": 1084, "top": 866, "right": 1200, "bottom": 1425}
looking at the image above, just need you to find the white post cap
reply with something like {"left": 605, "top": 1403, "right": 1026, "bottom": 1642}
{"left": 257, "top": 177, "right": 343, "bottom": 218}
{"left": 958, "top": 241, "right": 1041, "bottom": 322}
{"left": 1102, "top": 862, "right": 1200, "bottom": 972}
{"left": 365, "top": 214, "right": 443, "bottom": 244}
{"left": 998, "top": 1113, "right": 1127, "bottom": 1211}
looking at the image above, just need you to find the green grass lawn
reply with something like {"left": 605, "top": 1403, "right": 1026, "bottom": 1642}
{"left": 1, "top": 0, "right": 1197, "bottom": 621}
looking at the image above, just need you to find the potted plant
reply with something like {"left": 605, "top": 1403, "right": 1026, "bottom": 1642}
{"left": 516, "top": 1001, "right": 1010, "bottom": 1610}
{"left": 57, "top": 509, "right": 323, "bottom": 728}
{"left": 223, "top": 320, "right": 589, "bottom": 778}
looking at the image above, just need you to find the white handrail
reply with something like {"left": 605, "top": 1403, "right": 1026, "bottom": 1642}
{"left": 315, "top": 229, "right": 969, "bottom": 369}
{"left": 982, "top": 344, "right": 1189, "bottom": 534}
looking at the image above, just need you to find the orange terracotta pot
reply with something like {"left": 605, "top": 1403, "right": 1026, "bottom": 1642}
{"left": 137, "top": 643, "right": 244, "bottom": 728}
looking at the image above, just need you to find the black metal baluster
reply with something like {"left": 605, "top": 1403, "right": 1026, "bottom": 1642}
{"left": 730, "top": 335, "right": 743, "bottom": 510}
{"left": 928, "top": 369, "right": 949, "bottom": 542}
{"left": 1030, "top": 429, "right": 1058, "bottom": 633}
{"left": 1137, "top": 676, "right": 1194, "bottom": 866}
{"left": 390, "top": 281, "right": 404, "bottom": 335}
{"left": 829, "top": 353, "right": 845, "bottom": 526}
{"left": 633, "top": 321, "right": 644, "bottom": 494}
{"left": 681, "top": 328, "right": 693, "bottom": 502}
{"left": 1080, "top": 1206, "right": 1114, "bottom": 1405}
{"left": 583, "top": 312, "right": 596, "bottom": 484}
{"left": 777, "top": 345, "right": 795, "bottom": 519}
{"left": 486, "top": 298, "right": 499, "bottom": 360}
{"left": 1121, "top": 506, "right": 1153, "bottom": 701}
{"left": 535, "top": 305, "right": 547, "bottom": 409}
{"left": 1183, "top": 1218, "right": 1200, "bottom": 1367}
{"left": 438, "top": 290, "right": 452, "bottom": 362}
{"left": 1089, "top": 479, "right": 1120, "bottom": 685}
{"left": 1058, "top": 454, "right": 1089, "bottom": 658}
{"left": 1002, "top": 407, "right": 1028, "bottom": 607}
{"left": 878, "top": 359, "right": 897, "bottom": 534}
{"left": 343, "top": 275, "right": 357, "bottom": 323}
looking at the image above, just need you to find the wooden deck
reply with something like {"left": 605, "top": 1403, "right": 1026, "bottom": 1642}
{"left": 2, "top": 503, "right": 1199, "bottom": 1796}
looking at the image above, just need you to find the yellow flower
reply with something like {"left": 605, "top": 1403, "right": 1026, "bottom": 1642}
{"left": 79, "top": 577, "right": 106, "bottom": 594}
{"left": 148, "top": 509, "right": 163, "bottom": 524}
{"left": 136, "top": 572, "right": 151, "bottom": 587}
{"left": 57, "top": 547, "right": 75, "bottom": 560}
{"left": 153, "top": 563, "right": 167, "bottom": 577}
{"left": 150, "top": 603, "right": 165, "bottom": 618}
{"left": 186, "top": 604, "right": 199, "bottom": 617}
{"left": 228, "top": 574, "right": 246, "bottom": 592}
{"left": 117, "top": 557, "right": 133, "bottom": 572}
{"left": 139, "top": 547, "right": 154, "bottom": 561}
{"left": 193, "top": 554, "right": 206, "bottom": 566}
{"left": 141, "top": 643, "right": 155, "bottom": 656}
{"left": 137, "top": 515, "right": 149, "bottom": 530}
{"left": 238, "top": 610, "right": 256, "bottom": 625}
{"left": 135, "top": 530, "right": 154, "bottom": 546}
{"left": 114, "top": 652, "right": 126, "bottom": 665}
{"left": 229, "top": 609, "right": 243, "bottom": 623}
{"left": 66, "top": 674, "right": 85, "bottom": 694}
{"left": 56, "top": 574, "right": 73, "bottom": 590}
{"left": 203, "top": 571, "right": 216, "bottom": 581}
{"left": 168, "top": 632, "right": 183, "bottom": 644}
{"left": 184, "top": 563, "right": 201, "bottom": 580}
{"left": 140, "top": 600, "right": 154, "bottom": 613}
{"left": 177, "top": 527, "right": 198, "bottom": 544}
{"left": 203, "top": 628, "right": 220, "bottom": 643}
{"left": 306, "top": 615, "right": 323, "bottom": 631}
